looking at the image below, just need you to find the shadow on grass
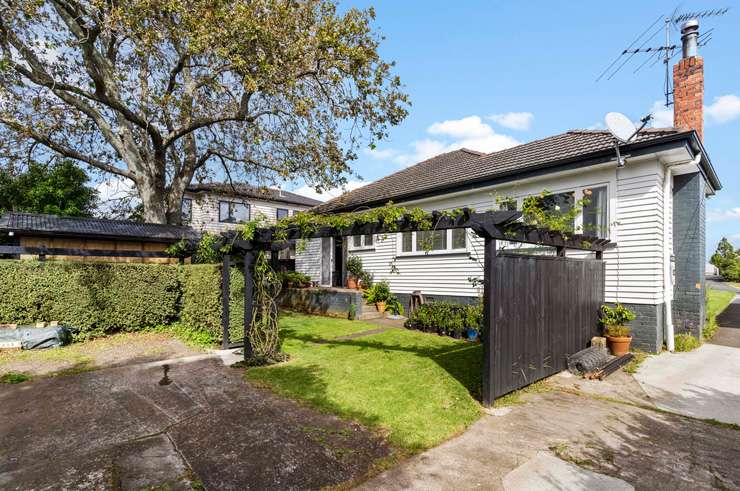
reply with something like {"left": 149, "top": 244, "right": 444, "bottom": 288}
{"left": 252, "top": 362, "right": 385, "bottom": 434}
{"left": 279, "top": 325, "right": 484, "bottom": 401}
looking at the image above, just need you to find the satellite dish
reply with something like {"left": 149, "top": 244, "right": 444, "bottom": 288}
{"left": 605, "top": 112, "right": 638, "bottom": 143}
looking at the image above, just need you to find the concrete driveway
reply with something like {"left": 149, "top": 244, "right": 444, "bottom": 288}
{"left": 0, "top": 354, "right": 388, "bottom": 490}
{"left": 358, "top": 372, "right": 740, "bottom": 490}
{"left": 634, "top": 342, "right": 740, "bottom": 425}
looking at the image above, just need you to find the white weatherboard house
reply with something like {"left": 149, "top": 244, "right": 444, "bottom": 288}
{"left": 296, "top": 22, "right": 722, "bottom": 353}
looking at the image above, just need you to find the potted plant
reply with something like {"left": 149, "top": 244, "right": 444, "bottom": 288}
{"left": 600, "top": 303, "right": 636, "bottom": 355}
{"left": 358, "top": 270, "right": 374, "bottom": 290}
{"left": 363, "top": 281, "right": 395, "bottom": 314}
{"left": 346, "top": 255, "right": 363, "bottom": 290}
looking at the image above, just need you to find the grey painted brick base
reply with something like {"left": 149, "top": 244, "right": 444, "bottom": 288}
{"left": 672, "top": 172, "right": 707, "bottom": 340}
{"left": 621, "top": 303, "right": 664, "bottom": 353}
{"left": 395, "top": 293, "right": 479, "bottom": 314}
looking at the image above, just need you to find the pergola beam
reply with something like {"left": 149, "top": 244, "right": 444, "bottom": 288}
{"left": 224, "top": 209, "right": 612, "bottom": 253}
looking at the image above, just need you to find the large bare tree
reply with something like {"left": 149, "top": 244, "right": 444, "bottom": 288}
{"left": 0, "top": 0, "right": 408, "bottom": 223}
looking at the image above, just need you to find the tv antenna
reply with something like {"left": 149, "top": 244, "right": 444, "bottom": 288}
{"left": 595, "top": 7, "right": 729, "bottom": 107}
{"left": 605, "top": 112, "right": 653, "bottom": 167}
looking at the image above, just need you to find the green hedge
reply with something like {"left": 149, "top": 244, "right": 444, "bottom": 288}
{"left": 0, "top": 260, "right": 180, "bottom": 340}
{"left": 179, "top": 264, "right": 222, "bottom": 338}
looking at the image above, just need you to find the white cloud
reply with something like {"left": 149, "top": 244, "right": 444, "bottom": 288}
{"left": 371, "top": 115, "right": 520, "bottom": 168}
{"left": 487, "top": 112, "right": 534, "bottom": 131}
{"left": 705, "top": 94, "right": 740, "bottom": 124}
{"left": 291, "top": 180, "right": 366, "bottom": 202}
{"left": 363, "top": 147, "right": 400, "bottom": 160}
{"left": 648, "top": 101, "right": 674, "bottom": 128}
{"left": 707, "top": 207, "right": 740, "bottom": 222}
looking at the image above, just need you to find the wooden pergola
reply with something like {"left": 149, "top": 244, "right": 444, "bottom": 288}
{"left": 221, "top": 208, "right": 611, "bottom": 404}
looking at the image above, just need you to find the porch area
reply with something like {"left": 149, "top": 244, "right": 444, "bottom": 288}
{"left": 278, "top": 286, "right": 385, "bottom": 320}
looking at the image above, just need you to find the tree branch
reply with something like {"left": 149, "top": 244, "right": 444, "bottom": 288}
{"left": 0, "top": 117, "right": 135, "bottom": 179}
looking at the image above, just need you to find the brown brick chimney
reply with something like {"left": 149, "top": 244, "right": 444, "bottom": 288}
{"left": 673, "top": 19, "right": 703, "bottom": 140}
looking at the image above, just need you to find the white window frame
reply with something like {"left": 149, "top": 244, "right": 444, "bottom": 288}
{"left": 218, "top": 200, "right": 251, "bottom": 223}
{"left": 348, "top": 234, "right": 375, "bottom": 251}
{"left": 516, "top": 182, "right": 611, "bottom": 239}
{"left": 276, "top": 208, "right": 290, "bottom": 220}
{"left": 396, "top": 228, "right": 469, "bottom": 256}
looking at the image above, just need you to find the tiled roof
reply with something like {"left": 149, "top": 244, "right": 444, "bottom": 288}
{"left": 186, "top": 182, "right": 322, "bottom": 207}
{"left": 0, "top": 212, "right": 199, "bottom": 241}
{"left": 314, "top": 128, "right": 689, "bottom": 213}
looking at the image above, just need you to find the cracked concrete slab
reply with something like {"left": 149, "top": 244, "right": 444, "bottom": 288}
{"left": 634, "top": 344, "right": 740, "bottom": 425}
{"left": 502, "top": 452, "right": 633, "bottom": 491}
{"left": 0, "top": 355, "right": 389, "bottom": 490}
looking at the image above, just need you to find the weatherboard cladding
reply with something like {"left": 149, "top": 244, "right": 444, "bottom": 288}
{"left": 314, "top": 129, "right": 685, "bottom": 213}
{"left": 298, "top": 158, "right": 669, "bottom": 307}
{"left": 0, "top": 212, "right": 198, "bottom": 241}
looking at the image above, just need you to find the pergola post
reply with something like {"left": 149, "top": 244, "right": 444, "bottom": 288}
{"left": 243, "top": 249, "right": 255, "bottom": 361}
{"left": 221, "top": 254, "right": 231, "bottom": 349}
{"left": 482, "top": 236, "right": 497, "bottom": 406}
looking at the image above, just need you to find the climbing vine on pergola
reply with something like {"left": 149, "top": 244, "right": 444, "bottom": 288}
{"left": 218, "top": 206, "right": 611, "bottom": 400}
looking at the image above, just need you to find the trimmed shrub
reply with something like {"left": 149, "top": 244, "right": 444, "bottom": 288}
{"left": 179, "top": 264, "right": 222, "bottom": 338}
{"left": 404, "top": 301, "right": 482, "bottom": 338}
{"left": 0, "top": 260, "right": 180, "bottom": 340}
{"left": 674, "top": 333, "right": 701, "bottom": 352}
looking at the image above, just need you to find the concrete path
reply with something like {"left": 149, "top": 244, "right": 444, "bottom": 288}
{"left": 356, "top": 387, "right": 740, "bottom": 490}
{"left": 634, "top": 343, "right": 740, "bottom": 425}
{"left": 0, "top": 355, "right": 388, "bottom": 490}
{"left": 502, "top": 452, "right": 633, "bottom": 491}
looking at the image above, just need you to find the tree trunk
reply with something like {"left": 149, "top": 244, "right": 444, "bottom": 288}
{"left": 138, "top": 170, "right": 169, "bottom": 224}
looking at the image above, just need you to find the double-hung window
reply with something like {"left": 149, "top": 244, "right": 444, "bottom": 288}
{"left": 399, "top": 228, "right": 467, "bottom": 254}
{"left": 524, "top": 186, "right": 609, "bottom": 238}
{"left": 581, "top": 186, "right": 608, "bottom": 238}
{"left": 350, "top": 234, "right": 374, "bottom": 250}
{"left": 219, "top": 201, "right": 250, "bottom": 223}
{"left": 276, "top": 208, "right": 289, "bottom": 221}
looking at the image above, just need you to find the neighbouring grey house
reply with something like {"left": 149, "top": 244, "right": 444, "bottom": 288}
{"left": 181, "top": 183, "right": 322, "bottom": 268}
{"left": 296, "top": 21, "right": 722, "bottom": 353}
{"left": 182, "top": 183, "right": 322, "bottom": 233}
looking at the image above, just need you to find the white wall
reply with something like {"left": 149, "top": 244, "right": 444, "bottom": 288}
{"left": 296, "top": 157, "right": 670, "bottom": 305}
{"left": 184, "top": 191, "right": 311, "bottom": 234}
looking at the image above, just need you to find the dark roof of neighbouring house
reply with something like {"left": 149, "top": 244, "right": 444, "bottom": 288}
{"left": 0, "top": 212, "right": 200, "bottom": 242}
{"left": 186, "top": 182, "right": 322, "bottom": 207}
{"left": 313, "top": 128, "right": 721, "bottom": 213}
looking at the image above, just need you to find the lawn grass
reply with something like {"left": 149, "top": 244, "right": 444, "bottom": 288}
{"left": 704, "top": 288, "right": 735, "bottom": 340}
{"left": 246, "top": 312, "right": 483, "bottom": 451}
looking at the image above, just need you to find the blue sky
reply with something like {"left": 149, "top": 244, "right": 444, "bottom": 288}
{"left": 290, "top": 0, "right": 740, "bottom": 257}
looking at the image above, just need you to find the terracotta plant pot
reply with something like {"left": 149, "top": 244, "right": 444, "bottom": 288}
{"left": 347, "top": 276, "right": 358, "bottom": 289}
{"left": 376, "top": 301, "right": 387, "bottom": 314}
{"left": 606, "top": 335, "right": 632, "bottom": 356}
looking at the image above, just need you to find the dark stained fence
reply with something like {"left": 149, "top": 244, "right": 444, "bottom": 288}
{"left": 485, "top": 252, "right": 605, "bottom": 402}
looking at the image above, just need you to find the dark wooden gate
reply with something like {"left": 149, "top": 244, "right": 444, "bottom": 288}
{"left": 484, "top": 252, "right": 605, "bottom": 402}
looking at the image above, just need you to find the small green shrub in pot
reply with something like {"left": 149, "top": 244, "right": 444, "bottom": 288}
{"left": 362, "top": 281, "right": 397, "bottom": 314}
{"left": 600, "top": 303, "right": 636, "bottom": 355}
{"left": 346, "top": 255, "right": 363, "bottom": 289}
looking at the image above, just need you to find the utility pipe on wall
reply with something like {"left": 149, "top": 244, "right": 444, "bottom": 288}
{"left": 663, "top": 152, "right": 702, "bottom": 352}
